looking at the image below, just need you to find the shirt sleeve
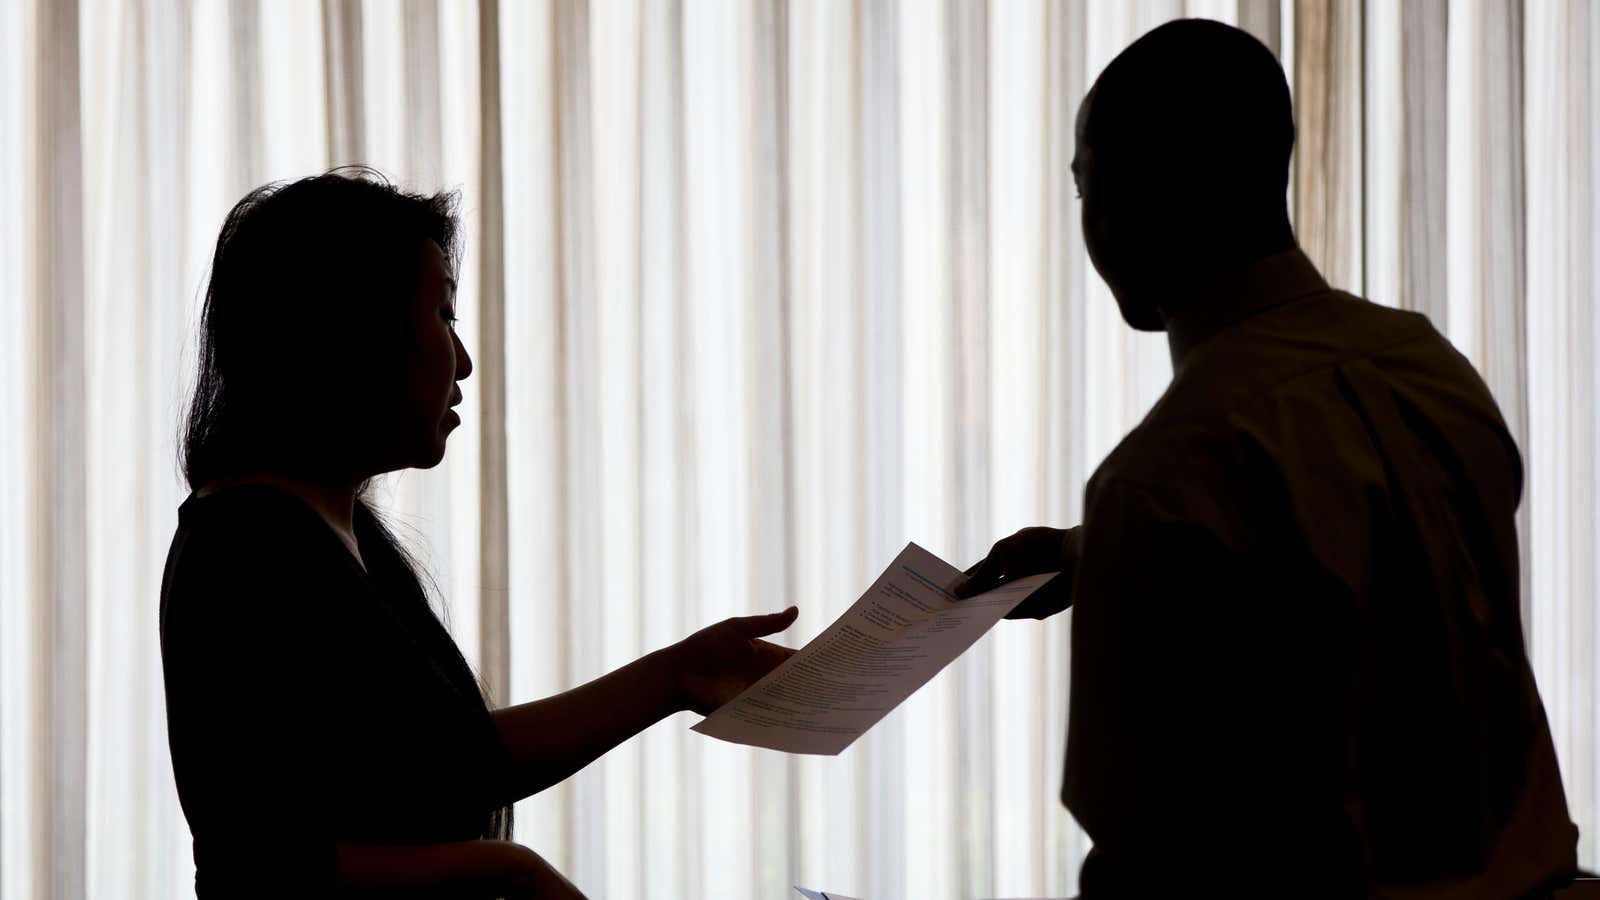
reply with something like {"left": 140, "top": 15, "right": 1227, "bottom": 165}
{"left": 1062, "top": 472, "right": 1358, "bottom": 887}
{"left": 160, "top": 536, "right": 339, "bottom": 898}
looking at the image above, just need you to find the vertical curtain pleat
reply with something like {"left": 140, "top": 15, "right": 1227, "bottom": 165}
{"left": 987, "top": 0, "right": 1049, "bottom": 892}
{"left": 944, "top": 3, "right": 996, "bottom": 893}
{"left": 1591, "top": 0, "right": 1600, "bottom": 862}
{"left": 857, "top": 2, "right": 906, "bottom": 892}
{"left": 681, "top": 2, "right": 740, "bottom": 894}
{"left": 552, "top": 0, "right": 605, "bottom": 885}
{"left": 1525, "top": 0, "right": 1599, "bottom": 869}
{"left": 4, "top": 3, "right": 1599, "bottom": 898}
{"left": 742, "top": 3, "right": 798, "bottom": 894}
{"left": 786, "top": 0, "right": 866, "bottom": 893}
{"left": 895, "top": 0, "right": 960, "bottom": 893}
{"left": 258, "top": 1, "right": 327, "bottom": 179}
{"left": 499, "top": 0, "right": 574, "bottom": 873}
{"left": 1361, "top": 0, "right": 1401, "bottom": 308}
{"left": 0, "top": 4, "right": 35, "bottom": 896}
{"left": 134, "top": 0, "right": 197, "bottom": 892}
{"left": 1238, "top": 0, "right": 1282, "bottom": 54}
{"left": 226, "top": 1, "right": 261, "bottom": 183}
{"left": 437, "top": 0, "right": 488, "bottom": 689}
{"left": 1293, "top": 0, "right": 1364, "bottom": 290}
{"left": 1445, "top": 0, "right": 1530, "bottom": 623}
{"left": 1042, "top": 0, "right": 1091, "bottom": 889}
{"left": 322, "top": 0, "right": 365, "bottom": 167}
{"left": 1080, "top": 0, "right": 1175, "bottom": 486}
{"left": 634, "top": 2, "right": 691, "bottom": 895}
{"left": 81, "top": 0, "right": 196, "bottom": 894}
{"left": 473, "top": 0, "right": 512, "bottom": 722}
{"left": 29, "top": 3, "right": 90, "bottom": 900}
{"left": 1400, "top": 0, "right": 1448, "bottom": 319}
{"left": 587, "top": 0, "right": 644, "bottom": 894}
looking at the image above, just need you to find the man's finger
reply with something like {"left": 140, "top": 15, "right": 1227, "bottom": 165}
{"left": 956, "top": 555, "right": 1007, "bottom": 598}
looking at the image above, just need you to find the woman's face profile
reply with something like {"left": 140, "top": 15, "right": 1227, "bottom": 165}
{"left": 392, "top": 239, "right": 471, "bottom": 470}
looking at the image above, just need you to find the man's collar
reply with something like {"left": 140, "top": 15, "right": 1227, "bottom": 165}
{"left": 1162, "top": 247, "right": 1330, "bottom": 369}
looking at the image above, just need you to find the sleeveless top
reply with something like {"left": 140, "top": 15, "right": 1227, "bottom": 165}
{"left": 159, "top": 483, "right": 511, "bottom": 897}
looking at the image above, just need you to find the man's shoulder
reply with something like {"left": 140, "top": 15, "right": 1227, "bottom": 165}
{"left": 1089, "top": 408, "right": 1251, "bottom": 506}
{"left": 1186, "top": 291, "right": 1441, "bottom": 384}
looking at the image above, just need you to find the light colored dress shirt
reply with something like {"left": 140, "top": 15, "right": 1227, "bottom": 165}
{"left": 1062, "top": 249, "right": 1578, "bottom": 897}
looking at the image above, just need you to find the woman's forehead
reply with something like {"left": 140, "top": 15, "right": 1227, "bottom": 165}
{"left": 419, "top": 240, "right": 456, "bottom": 294}
{"left": 421, "top": 239, "right": 449, "bottom": 273}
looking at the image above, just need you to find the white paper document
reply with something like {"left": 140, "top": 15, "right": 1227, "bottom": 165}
{"left": 797, "top": 887, "right": 1066, "bottom": 900}
{"left": 694, "top": 542, "right": 1057, "bottom": 755}
{"left": 793, "top": 889, "right": 862, "bottom": 900}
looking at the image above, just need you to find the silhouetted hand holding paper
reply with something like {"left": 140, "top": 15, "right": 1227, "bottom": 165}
{"left": 671, "top": 607, "right": 800, "bottom": 715}
{"left": 955, "top": 525, "right": 1080, "bottom": 619}
{"left": 693, "top": 543, "right": 1057, "bottom": 755}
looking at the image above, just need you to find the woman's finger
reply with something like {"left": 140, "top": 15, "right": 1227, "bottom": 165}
{"left": 731, "top": 606, "right": 798, "bottom": 637}
{"left": 751, "top": 639, "right": 797, "bottom": 664}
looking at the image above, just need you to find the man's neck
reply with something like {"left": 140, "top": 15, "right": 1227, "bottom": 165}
{"left": 1157, "top": 245, "right": 1328, "bottom": 369}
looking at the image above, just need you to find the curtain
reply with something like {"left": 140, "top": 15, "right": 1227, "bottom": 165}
{"left": 1, "top": 1, "right": 1595, "bottom": 898}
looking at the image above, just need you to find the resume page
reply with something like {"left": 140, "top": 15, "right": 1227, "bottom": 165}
{"left": 693, "top": 542, "right": 1057, "bottom": 755}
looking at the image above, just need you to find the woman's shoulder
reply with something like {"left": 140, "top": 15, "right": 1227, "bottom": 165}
{"left": 162, "top": 483, "right": 353, "bottom": 629}
{"left": 184, "top": 478, "right": 313, "bottom": 515}
{"left": 174, "top": 484, "right": 322, "bottom": 561}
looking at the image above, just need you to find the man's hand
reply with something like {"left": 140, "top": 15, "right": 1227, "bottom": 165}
{"left": 669, "top": 608, "right": 799, "bottom": 715}
{"left": 955, "top": 526, "right": 1081, "bottom": 619}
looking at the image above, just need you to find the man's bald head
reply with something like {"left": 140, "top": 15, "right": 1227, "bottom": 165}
{"left": 1073, "top": 19, "right": 1297, "bottom": 330}
{"left": 1085, "top": 19, "right": 1293, "bottom": 202}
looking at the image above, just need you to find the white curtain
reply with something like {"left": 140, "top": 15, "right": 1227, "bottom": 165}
{"left": 1, "top": 2, "right": 1595, "bottom": 898}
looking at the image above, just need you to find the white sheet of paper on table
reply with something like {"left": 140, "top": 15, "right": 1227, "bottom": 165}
{"left": 793, "top": 888, "right": 863, "bottom": 900}
{"left": 695, "top": 542, "right": 1057, "bottom": 755}
{"left": 796, "top": 883, "right": 1068, "bottom": 890}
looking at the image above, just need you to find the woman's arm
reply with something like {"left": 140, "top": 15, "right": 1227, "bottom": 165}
{"left": 491, "top": 648, "right": 682, "bottom": 800}
{"left": 492, "top": 608, "right": 798, "bottom": 802}
{"left": 335, "top": 840, "right": 584, "bottom": 899}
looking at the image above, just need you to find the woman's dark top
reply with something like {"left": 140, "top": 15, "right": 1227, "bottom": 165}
{"left": 159, "top": 483, "right": 512, "bottom": 898}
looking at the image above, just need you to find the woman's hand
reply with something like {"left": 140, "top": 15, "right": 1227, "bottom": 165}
{"left": 333, "top": 839, "right": 585, "bottom": 899}
{"left": 669, "top": 607, "right": 799, "bottom": 715}
{"left": 490, "top": 608, "right": 798, "bottom": 801}
{"left": 500, "top": 842, "right": 587, "bottom": 899}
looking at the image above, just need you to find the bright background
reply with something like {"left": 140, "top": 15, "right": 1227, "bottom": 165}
{"left": 2, "top": 1, "right": 1596, "bottom": 898}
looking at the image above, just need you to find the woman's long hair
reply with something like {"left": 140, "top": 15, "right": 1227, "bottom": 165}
{"left": 180, "top": 167, "right": 512, "bottom": 841}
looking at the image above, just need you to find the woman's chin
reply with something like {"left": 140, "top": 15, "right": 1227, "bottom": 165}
{"left": 414, "top": 444, "right": 448, "bottom": 469}
{"left": 400, "top": 415, "right": 459, "bottom": 470}
{"left": 411, "top": 433, "right": 449, "bottom": 470}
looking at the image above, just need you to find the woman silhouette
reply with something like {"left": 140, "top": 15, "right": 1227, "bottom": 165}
{"left": 160, "top": 169, "right": 797, "bottom": 898}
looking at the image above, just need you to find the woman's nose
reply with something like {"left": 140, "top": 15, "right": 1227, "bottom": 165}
{"left": 454, "top": 332, "right": 473, "bottom": 380}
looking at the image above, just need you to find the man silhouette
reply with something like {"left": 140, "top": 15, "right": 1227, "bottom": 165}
{"left": 958, "top": 19, "right": 1577, "bottom": 897}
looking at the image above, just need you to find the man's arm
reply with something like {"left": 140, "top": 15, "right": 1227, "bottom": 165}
{"left": 1063, "top": 475, "right": 1339, "bottom": 885}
